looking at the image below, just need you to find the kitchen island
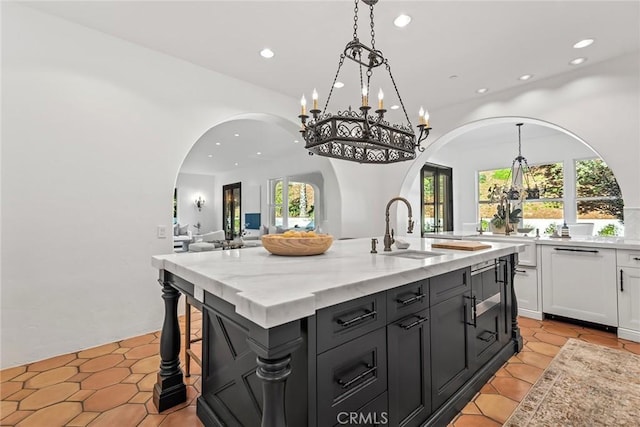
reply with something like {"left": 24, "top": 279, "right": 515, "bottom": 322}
{"left": 151, "top": 237, "right": 523, "bottom": 426}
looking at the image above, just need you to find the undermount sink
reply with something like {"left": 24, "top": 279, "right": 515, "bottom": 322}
{"left": 380, "top": 250, "right": 444, "bottom": 260}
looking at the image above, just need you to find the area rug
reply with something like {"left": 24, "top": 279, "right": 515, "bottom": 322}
{"left": 504, "top": 338, "right": 640, "bottom": 426}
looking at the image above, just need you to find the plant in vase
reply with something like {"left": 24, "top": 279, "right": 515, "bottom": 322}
{"left": 490, "top": 204, "right": 522, "bottom": 234}
{"left": 488, "top": 185, "right": 522, "bottom": 234}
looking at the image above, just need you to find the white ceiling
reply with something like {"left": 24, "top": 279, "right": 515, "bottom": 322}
{"left": 21, "top": 0, "right": 640, "bottom": 174}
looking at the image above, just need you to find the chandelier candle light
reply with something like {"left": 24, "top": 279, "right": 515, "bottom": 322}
{"left": 298, "top": 0, "right": 431, "bottom": 164}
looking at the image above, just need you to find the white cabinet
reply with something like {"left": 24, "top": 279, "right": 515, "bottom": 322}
{"left": 513, "top": 266, "right": 540, "bottom": 318}
{"left": 617, "top": 250, "right": 640, "bottom": 342}
{"left": 541, "top": 246, "right": 617, "bottom": 327}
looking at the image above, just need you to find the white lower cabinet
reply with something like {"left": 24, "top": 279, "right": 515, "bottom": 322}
{"left": 617, "top": 250, "right": 640, "bottom": 341}
{"left": 513, "top": 266, "right": 540, "bottom": 318}
{"left": 541, "top": 246, "right": 617, "bottom": 327}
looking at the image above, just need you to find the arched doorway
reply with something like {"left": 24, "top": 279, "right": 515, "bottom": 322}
{"left": 400, "top": 117, "right": 625, "bottom": 236}
{"left": 172, "top": 113, "right": 341, "bottom": 250}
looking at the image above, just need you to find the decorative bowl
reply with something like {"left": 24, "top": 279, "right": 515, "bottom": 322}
{"left": 517, "top": 227, "right": 534, "bottom": 234}
{"left": 261, "top": 234, "right": 334, "bottom": 256}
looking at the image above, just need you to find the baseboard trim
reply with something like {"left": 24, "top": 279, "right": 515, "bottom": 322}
{"left": 618, "top": 327, "right": 640, "bottom": 343}
{"left": 518, "top": 308, "right": 543, "bottom": 320}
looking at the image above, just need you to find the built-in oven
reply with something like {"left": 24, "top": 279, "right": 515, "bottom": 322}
{"left": 469, "top": 260, "right": 506, "bottom": 368}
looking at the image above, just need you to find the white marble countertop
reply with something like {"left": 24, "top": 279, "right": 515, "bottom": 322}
{"left": 424, "top": 231, "right": 640, "bottom": 250}
{"left": 152, "top": 237, "right": 522, "bottom": 329}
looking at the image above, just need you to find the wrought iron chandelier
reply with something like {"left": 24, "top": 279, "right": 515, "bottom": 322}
{"left": 298, "top": 0, "right": 431, "bottom": 164}
{"left": 506, "top": 123, "right": 539, "bottom": 200}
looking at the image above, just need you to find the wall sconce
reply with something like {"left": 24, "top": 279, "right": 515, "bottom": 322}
{"left": 195, "top": 196, "right": 205, "bottom": 211}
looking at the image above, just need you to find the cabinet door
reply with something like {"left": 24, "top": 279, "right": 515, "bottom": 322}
{"left": 619, "top": 268, "right": 640, "bottom": 331}
{"left": 514, "top": 266, "right": 538, "bottom": 312}
{"left": 430, "top": 292, "right": 472, "bottom": 410}
{"left": 541, "top": 246, "right": 617, "bottom": 326}
{"left": 388, "top": 309, "right": 431, "bottom": 427}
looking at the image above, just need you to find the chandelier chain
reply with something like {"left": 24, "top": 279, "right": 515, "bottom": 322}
{"left": 323, "top": 54, "right": 346, "bottom": 113}
{"left": 369, "top": 2, "right": 376, "bottom": 51}
{"left": 352, "top": 0, "right": 359, "bottom": 41}
{"left": 385, "top": 60, "right": 413, "bottom": 128}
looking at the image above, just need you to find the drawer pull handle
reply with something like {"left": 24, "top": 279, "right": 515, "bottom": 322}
{"left": 478, "top": 331, "right": 497, "bottom": 342}
{"left": 336, "top": 310, "right": 377, "bottom": 328}
{"left": 515, "top": 269, "right": 527, "bottom": 274}
{"left": 337, "top": 364, "right": 377, "bottom": 389}
{"left": 634, "top": 257, "right": 640, "bottom": 261}
{"left": 399, "top": 315, "right": 428, "bottom": 330}
{"left": 396, "top": 293, "right": 426, "bottom": 306}
{"left": 554, "top": 248, "right": 599, "bottom": 254}
{"left": 463, "top": 295, "right": 477, "bottom": 328}
{"left": 620, "top": 269, "right": 624, "bottom": 292}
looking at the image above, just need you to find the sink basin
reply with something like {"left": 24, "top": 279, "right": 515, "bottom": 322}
{"left": 380, "top": 250, "right": 444, "bottom": 260}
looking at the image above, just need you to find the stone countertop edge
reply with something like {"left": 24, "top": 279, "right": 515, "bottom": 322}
{"left": 425, "top": 232, "right": 640, "bottom": 250}
{"left": 151, "top": 237, "right": 523, "bottom": 329}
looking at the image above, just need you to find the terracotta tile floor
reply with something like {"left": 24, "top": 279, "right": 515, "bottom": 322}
{"left": 2, "top": 314, "right": 638, "bottom": 426}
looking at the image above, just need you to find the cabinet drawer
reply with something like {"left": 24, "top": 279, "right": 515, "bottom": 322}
{"left": 517, "top": 242, "right": 537, "bottom": 266}
{"left": 387, "top": 279, "right": 429, "bottom": 322}
{"left": 430, "top": 268, "right": 470, "bottom": 306}
{"left": 473, "top": 304, "right": 503, "bottom": 369}
{"left": 317, "top": 292, "right": 387, "bottom": 354}
{"left": 318, "top": 328, "right": 387, "bottom": 427}
{"left": 617, "top": 250, "right": 640, "bottom": 268}
{"left": 332, "top": 392, "right": 388, "bottom": 427}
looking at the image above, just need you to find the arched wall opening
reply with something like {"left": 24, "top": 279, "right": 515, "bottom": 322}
{"left": 172, "top": 112, "right": 342, "bottom": 245}
{"left": 398, "top": 117, "right": 625, "bottom": 236}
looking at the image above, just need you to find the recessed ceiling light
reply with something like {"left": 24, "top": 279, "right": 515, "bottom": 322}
{"left": 260, "top": 48, "right": 275, "bottom": 58}
{"left": 234, "top": 162, "right": 239, "bottom": 166}
{"left": 476, "top": 88, "right": 489, "bottom": 94}
{"left": 234, "top": 133, "right": 240, "bottom": 137}
{"left": 256, "top": 152, "right": 262, "bottom": 155}
{"left": 573, "top": 39, "right": 594, "bottom": 49}
{"left": 393, "top": 14, "right": 412, "bottom": 28}
{"left": 333, "top": 81, "right": 344, "bottom": 88}
{"left": 519, "top": 74, "right": 533, "bottom": 81}
{"left": 294, "top": 139, "right": 299, "bottom": 143}
{"left": 207, "top": 154, "right": 213, "bottom": 158}
{"left": 390, "top": 105, "right": 400, "bottom": 110}
{"left": 215, "top": 142, "right": 221, "bottom": 146}
{"left": 569, "top": 57, "right": 587, "bottom": 65}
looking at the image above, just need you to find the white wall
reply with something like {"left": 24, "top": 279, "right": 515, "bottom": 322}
{"left": 2, "top": 3, "right": 639, "bottom": 369}
{"left": 175, "top": 173, "right": 216, "bottom": 234}
{"left": 0, "top": 4, "right": 317, "bottom": 368}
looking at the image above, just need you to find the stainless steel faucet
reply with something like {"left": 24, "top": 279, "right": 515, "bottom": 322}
{"left": 384, "top": 197, "right": 414, "bottom": 251}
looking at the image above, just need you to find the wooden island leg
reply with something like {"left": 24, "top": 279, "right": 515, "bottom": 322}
{"left": 248, "top": 323, "right": 303, "bottom": 427}
{"left": 510, "top": 255, "right": 524, "bottom": 352}
{"left": 153, "top": 275, "right": 187, "bottom": 412}
{"left": 256, "top": 355, "right": 292, "bottom": 427}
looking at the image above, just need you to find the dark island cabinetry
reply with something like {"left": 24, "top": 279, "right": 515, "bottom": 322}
{"left": 429, "top": 268, "right": 473, "bottom": 411}
{"left": 155, "top": 254, "right": 520, "bottom": 427}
